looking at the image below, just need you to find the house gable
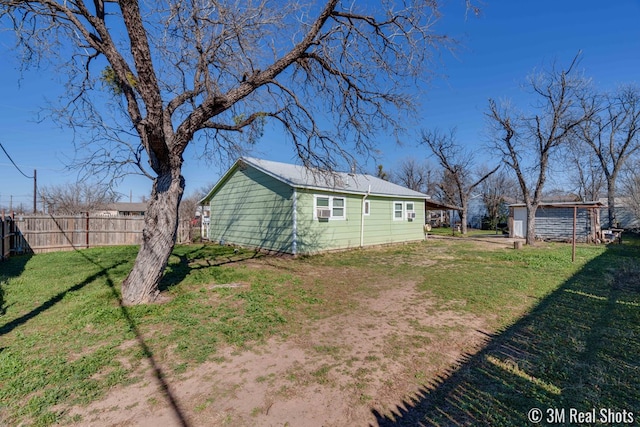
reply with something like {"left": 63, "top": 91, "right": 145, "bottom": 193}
{"left": 207, "top": 164, "right": 295, "bottom": 253}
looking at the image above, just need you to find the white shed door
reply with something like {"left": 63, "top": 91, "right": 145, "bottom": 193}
{"left": 513, "top": 220, "right": 524, "bottom": 238}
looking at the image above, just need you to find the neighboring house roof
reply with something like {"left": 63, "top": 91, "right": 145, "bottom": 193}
{"left": 104, "top": 202, "right": 148, "bottom": 213}
{"left": 201, "top": 157, "right": 430, "bottom": 203}
{"left": 509, "top": 201, "right": 604, "bottom": 208}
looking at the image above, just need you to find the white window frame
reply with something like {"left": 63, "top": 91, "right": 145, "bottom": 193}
{"left": 314, "top": 195, "right": 346, "bottom": 220}
{"left": 393, "top": 201, "right": 405, "bottom": 221}
{"left": 363, "top": 200, "right": 370, "bottom": 216}
{"left": 393, "top": 201, "right": 418, "bottom": 221}
{"left": 405, "top": 202, "right": 416, "bottom": 220}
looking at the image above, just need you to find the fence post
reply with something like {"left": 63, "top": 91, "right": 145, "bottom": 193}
{"left": 86, "top": 211, "right": 90, "bottom": 249}
{"left": 1, "top": 210, "right": 4, "bottom": 261}
{"left": 10, "top": 211, "right": 15, "bottom": 256}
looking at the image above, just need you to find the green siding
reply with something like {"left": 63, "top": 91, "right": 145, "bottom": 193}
{"left": 296, "top": 190, "right": 425, "bottom": 253}
{"left": 208, "top": 166, "right": 294, "bottom": 252}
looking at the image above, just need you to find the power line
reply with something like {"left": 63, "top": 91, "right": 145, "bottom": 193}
{"left": 0, "top": 140, "right": 34, "bottom": 179}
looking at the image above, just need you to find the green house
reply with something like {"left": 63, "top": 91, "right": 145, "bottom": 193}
{"left": 200, "top": 157, "right": 429, "bottom": 255}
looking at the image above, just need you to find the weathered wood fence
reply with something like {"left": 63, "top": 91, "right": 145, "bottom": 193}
{"left": 0, "top": 212, "right": 191, "bottom": 259}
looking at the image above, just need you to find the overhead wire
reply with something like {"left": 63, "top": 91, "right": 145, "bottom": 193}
{"left": 0, "top": 140, "right": 34, "bottom": 179}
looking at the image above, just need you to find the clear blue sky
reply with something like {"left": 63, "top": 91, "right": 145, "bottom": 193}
{"left": 1, "top": 0, "right": 639, "bottom": 210}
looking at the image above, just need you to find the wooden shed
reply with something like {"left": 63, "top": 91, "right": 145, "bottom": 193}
{"left": 509, "top": 201, "right": 604, "bottom": 243}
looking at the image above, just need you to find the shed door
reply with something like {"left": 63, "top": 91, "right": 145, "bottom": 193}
{"left": 512, "top": 220, "right": 524, "bottom": 238}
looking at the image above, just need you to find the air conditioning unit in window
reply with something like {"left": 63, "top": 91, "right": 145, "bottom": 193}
{"left": 317, "top": 209, "right": 331, "bottom": 219}
{"left": 407, "top": 211, "right": 416, "bottom": 220}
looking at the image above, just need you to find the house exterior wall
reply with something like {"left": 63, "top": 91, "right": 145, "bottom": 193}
{"left": 208, "top": 166, "right": 294, "bottom": 253}
{"left": 295, "top": 190, "right": 425, "bottom": 253}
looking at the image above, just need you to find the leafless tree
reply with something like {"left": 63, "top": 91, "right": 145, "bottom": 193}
{"left": 487, "top": 55, "right": 593, "bottom": 245}
{"left": 620, "top": 158, "right": 640, "bottom": 227}
{"left": 41, "top": 182, "right": 120, "bottom": 214}
{"left": 422, "top": 128, "right": 499, "bottom": 234}
{"left": 478, "top": 169, "right": 520, "bottom": 230}
{"left": 576, "top": 85, "right": 640, "bottom": 226}
{"left": 565, "top": 139, "right": 606, "bottom": 202}
{"left": 390, "top": 158, "right": 434, "bottom": 194}
{"left": 1, "top": 1, "right": 467, "bottom": 304}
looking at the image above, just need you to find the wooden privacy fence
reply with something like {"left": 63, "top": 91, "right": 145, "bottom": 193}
{"left": 0, "top": 212, "right": 191, "bottom": 258}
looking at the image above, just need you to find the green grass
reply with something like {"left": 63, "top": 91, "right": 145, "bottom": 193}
{"left": 1, "top": 235, "right": 639, "bottom": 426}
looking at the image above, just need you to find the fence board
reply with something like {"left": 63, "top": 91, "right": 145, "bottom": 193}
{"left": 3, "top": 214, "right": 191, "bottom": 255}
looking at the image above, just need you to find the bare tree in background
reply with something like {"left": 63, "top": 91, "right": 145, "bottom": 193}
{"left": 41, "top": 182, "right": 120, "bottom": 214}
{"left": 390, "top": 158, "right": 434, "bottom": 194}
{"left": 576, "top": 85, "right": 640, "bottom": 227}
{"left": 479, "top": 169, "right": 519, "bottom": 231}
{"left": 620, "top": 158, "right": 640, "bottom": 227}
{"left": 1, "top": 1, "right": 467, "bottom": 304}
{"left": 565, "top": 139, "right": 606, "bottom": 202}
{"left": 487, "top": 55, "right": 593, "bottom": 245}
{"left": 422, "top": 128, "right": 499, "bottom": 234}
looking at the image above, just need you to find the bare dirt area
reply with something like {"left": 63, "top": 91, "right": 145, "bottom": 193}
{"left": 63, "top": 254, "right": 492, "bottom": 427}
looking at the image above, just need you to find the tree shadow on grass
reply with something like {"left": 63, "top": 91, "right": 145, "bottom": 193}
{"left": 0, "top": 257, "right": 126, "bottom": 337}
{"left": 73, "top": 249, "right": 193, "bottom": 427}
{"left": 0, "top": 253, "right": 32, "bottom": 316}
{"left": 372, "top": 241, "right": 640, "bottom": 426}
{"left": 159, "top": 244, "right": 262, "bottom": 292}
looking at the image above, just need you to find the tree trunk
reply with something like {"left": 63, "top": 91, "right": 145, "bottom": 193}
{"left": 460, "top": 206, "right": 468, "bottom": 235}
{"left": 607, "top": 177, "right": 617, "bottom": 228}
{"left": 526, "top": 204, "right": 537, "bottom": 245}
{"left": 121, "top": 170, "right": 185, "bottom": 305}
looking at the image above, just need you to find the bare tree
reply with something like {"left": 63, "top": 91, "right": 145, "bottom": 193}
{"left": 41, "top": 182, "right": 120, "bottom": 214}
{"left": 565, "top": 139, "right": 606, "bottom": 202}
{"left": 390, "top": 158, "right": 434, "bottom": 194}
{"left": 422, "top": 128, "right": 499, "bottom": 234}
{"left": 487, "top": 55, "right": 593, "bottom": 245}
{"left": 620, "top": 158, "right": 640, "bottom": 227}
{"left": 479, "top": 169, "right": 520, "bottom": 230}
{"left": 1, "top": 1, "right": 465, "bottom": 304}
{"left": 577, "top": 85, "right": 640, "bottom": 227}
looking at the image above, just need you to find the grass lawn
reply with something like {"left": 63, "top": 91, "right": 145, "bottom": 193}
{"left": 1, "top": 234, "right": 639, "bottom": 426}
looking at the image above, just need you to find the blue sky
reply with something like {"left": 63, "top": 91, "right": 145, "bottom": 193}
{"left": 1, "top": 1, "right": 639, "bottom": 210}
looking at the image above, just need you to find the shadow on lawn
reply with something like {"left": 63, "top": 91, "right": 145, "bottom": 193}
{"left": 159, "top": 244, "right": 262, "bottom": 292}
{"left": 373, "top": 240, "right": 640, "bottom": 426}
{"left": 0, "top": 257, "right": 126, "bottom": 337}
{"left": 0, "top": 253, "right": 32, "bottom": 316}
{"left": 73, "top": 250, "right": 194, "bottom": 427}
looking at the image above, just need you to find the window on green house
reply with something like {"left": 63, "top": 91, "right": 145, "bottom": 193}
{"left": 314, "top": 195, "right": 346, "bottom": 220}
{"left": 393, "top": 202, "right": 404, "bottom": 220}
{"left": 332, "top": 197, "right": 344, "bottom": 217}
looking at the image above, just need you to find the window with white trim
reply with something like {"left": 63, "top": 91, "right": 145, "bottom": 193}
{"left": 406, "top": 202, "right": 416, "bottom": 220}
{"left": 314, "top": 195, "right": 346, "bottom": 220}
{"left": 393, "top": 201, "right": 404, "bottom": 221}
{"left": 363, "top": 200, "right": 370, "bottom": 216}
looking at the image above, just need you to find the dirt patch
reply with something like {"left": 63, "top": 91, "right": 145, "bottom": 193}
{"left": 63, "top": 258, "right": 492, "bottom": 426}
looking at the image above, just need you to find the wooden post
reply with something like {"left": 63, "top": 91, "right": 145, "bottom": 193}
{"left": 10, "top": 211, "right": 15, "bottom": 256}
{"left": 572, "top": 206, "right": 577, "bottom": 263}
{"left": 86, "top": 211, "right": 90, "bottom": 249}
{"left": 1, "top": 210, "right": 4, "bottom": 261}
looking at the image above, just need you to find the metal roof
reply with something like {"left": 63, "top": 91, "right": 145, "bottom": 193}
{"left": 243, "top": 157, "right": 429, "bottom": 198}
{"left": 201, "top": 157, "right": 430, "bottom": 203}
{"left": 509, "top": 201, "right": 604, "bottom": 208}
